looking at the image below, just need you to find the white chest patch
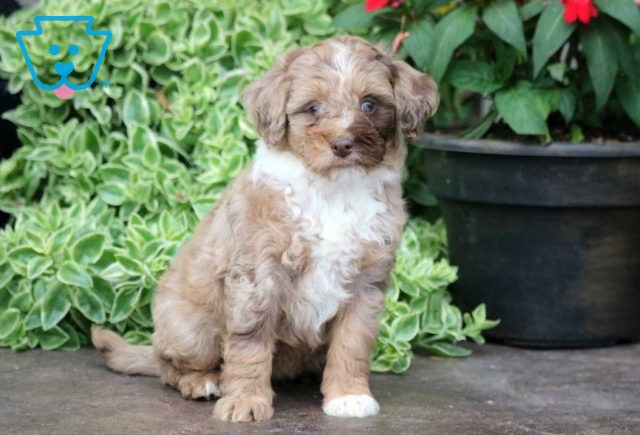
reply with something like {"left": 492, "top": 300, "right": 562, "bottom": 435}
{"left": 252, "top": 144, "right": 400, "bottom": 335}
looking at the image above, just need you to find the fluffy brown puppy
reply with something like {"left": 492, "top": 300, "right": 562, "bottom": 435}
{"left": 92, "top": 35, "right": 438, "bottom": 422}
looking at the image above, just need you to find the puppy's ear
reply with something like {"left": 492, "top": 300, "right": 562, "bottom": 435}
{"left": 243, "top": 48, "right": 304, "bottom": 148}
{"left": 392, "top": 60, "right": 439, "bottom": 138}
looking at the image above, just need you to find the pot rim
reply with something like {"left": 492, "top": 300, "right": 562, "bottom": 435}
{"left": 416, "top": 133, "right": 640, "bottom": 158}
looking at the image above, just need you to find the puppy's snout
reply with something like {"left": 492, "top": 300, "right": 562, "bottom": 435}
{"left": 330, "top": 138, "right": 353, "bottom": 158}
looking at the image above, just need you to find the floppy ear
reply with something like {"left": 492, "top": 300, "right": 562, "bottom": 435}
{"left": 392, "top": 60, "right": 439, "bottom": 138}
{"left": 242, "top": 48, "right": 303, "bottom": 148}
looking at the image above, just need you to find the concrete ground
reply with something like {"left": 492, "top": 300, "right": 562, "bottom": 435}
{"left": 1, "top": 344, "right": 639, "bottom": 435}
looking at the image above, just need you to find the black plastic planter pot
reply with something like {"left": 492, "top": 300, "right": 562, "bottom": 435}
{"left": 417, "top": 134, "right": 640, "bottom": 348}
{"left": 0, "top": 0, "right": 21, "bottom": 161}
{"left": 0, "top": 0, "right": 22, "bottom": 229}
{"left": 0, "top": 80, "right": 20, "bottom": 228}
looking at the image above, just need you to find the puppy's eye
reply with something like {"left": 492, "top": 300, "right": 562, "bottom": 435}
{"left": 361, "top": 99, "right": 376, "bottom": 113}
{"left": 306, "top": 105, "right": 321, "bottom": 116}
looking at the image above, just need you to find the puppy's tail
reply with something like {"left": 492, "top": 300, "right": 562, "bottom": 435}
{"left": 91, "top": 326, "right": 159, "bottom": 377}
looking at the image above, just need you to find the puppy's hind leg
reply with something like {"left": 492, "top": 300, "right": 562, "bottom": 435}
{"left": 158, "top": 358, "right": 222, "bottom": 400}
{"left": 92, "top": 320, "right": 222, "bottom": 399}
{"left": 153, "top": 288, "right": 223, "bottom": 400}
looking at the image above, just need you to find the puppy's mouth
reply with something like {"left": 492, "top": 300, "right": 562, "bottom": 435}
{"left": 329, "top": 148, "right": 376, "bottom": 171}
{"left": 327, "top": 139, "right": 386, "bottom": 169}
{"left": 330, "top": 152, "right": 359, "bottom": 167}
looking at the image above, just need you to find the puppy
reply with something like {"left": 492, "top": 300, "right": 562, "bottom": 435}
{"left": 92, "top": 35, "right": 438, "bottom": 422}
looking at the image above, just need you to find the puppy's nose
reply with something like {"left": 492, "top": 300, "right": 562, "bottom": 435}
{"left": 330, "top": 138, "right": 353, "bottom": 158}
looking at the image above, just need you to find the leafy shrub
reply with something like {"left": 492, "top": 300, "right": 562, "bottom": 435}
{"left": 0, "top": 0, "right": 494, "bottom": 370}
{"left": 375, "top": 219, "right": 497, "bottom": 372}
{"left": 334, "top": 0, "right": 640, "bottom": 142}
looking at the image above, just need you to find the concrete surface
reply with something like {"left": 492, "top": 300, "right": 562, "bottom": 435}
{"left": 1, "top": 344, "right": 639, "bottom": 434}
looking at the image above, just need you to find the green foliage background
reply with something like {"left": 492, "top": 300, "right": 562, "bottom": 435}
{"left": 0, "top": 0, "right": 495, "bottom": 372}
{"left": 333, "top": 0, "right": 640, "bottom": 142}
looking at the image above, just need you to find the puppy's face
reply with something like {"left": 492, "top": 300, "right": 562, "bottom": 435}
{"left": 244, "top": 36, "right": 439, "bottom": 175}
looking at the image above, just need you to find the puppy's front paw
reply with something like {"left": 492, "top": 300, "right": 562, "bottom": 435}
{"left": 323, "top": 395, "right": 380, "bottom": 418}
{"left": 213, "top": 394, "right": 274, "bottom": 422}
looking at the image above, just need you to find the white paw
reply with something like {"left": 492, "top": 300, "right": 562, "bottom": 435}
{"left": 323, "top": 395, "right": 380, "bottom": 418}
{"left": 204, "top": 380, "right": 222, "bottom": 397}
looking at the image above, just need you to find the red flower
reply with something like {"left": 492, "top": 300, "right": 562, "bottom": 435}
{"left": 365, "top": 0, "right": 389, "bottom": 12}
{"left": 365, "top": 0, "right": 404, "bottom": 13}
{"left": 560, "top": 0, "right": 598, "bottom": 24}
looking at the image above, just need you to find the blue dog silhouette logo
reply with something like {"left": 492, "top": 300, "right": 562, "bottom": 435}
{"left": 16, "top": 16, "right": 111, "bottom": 100}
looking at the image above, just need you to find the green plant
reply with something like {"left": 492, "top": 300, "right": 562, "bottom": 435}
{"left": 0, "top": 0, "right": 494, "bottom": 371}
{"left": 374, "top": 219, "right": 498, "bottom": 373}
{"left": 333, "top": 0, "right": 640, "bottom": 142}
